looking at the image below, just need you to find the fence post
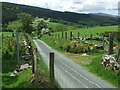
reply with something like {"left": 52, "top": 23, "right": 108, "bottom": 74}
{"left": 70, "top": 32, "right": 72, "bottom": 40}
{"left": 90, "top": 34, "right": 93, "bottom": 44}
{"left": 34, "top": 48, "right": 38, "bottom": 83}
{"left": 108, "top": 33, "right": 114, "bottom": 55}
{"left": 49, "top": 52, "right": 55, "bottom": 87}
{"left": 117, "top": 48, "right": 120, "bottom": 62}
{"left": 12, "top": 32, "right": 14, "bottom": 37}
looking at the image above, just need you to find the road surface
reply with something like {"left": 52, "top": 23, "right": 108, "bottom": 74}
{"left": 34, "top": 39, "right": 117, "bottom": 89}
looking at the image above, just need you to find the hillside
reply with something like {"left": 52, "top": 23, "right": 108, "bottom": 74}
{"left": 2, "top": 2, "right": 118, "bottom": 27}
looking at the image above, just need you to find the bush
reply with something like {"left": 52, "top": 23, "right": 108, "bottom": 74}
{"left": 2, "top": 37, "right": 16, "bottom": 59}
{"left": 62, "top": 41, "right": 103, "bottom": 54}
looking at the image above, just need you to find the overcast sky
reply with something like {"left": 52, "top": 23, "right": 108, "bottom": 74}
{"left": 1, "top": 0, "right": 120, "bottom": 15}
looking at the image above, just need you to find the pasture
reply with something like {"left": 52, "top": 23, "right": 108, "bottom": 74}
{"left": 55, "top": 25, "right": 119, "bottom": 46}
{"left": 56, "top": 25, "right": 118, "bottom": 37}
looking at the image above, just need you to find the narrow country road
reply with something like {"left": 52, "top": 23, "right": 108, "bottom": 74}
{"left": 34, "top": 39, "right": 117, "bottom": 89}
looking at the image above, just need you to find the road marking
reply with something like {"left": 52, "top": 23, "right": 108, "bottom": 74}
{"left": 59, "top": 65, "right": 89, "bottom": 89}
{"left": 61, "top": 61, "right": 101, "bottom": 88}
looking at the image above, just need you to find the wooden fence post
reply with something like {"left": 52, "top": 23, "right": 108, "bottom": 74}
{"left": 108, "top": 33, "right": 114, "bottom": 55}
{"left": 90, "top": 34, "right": 93, "bottom": 44}
{"left": 70, "top": 32, "right": 72, "bottom": 40}
{"left": 12, "top": 32, "right": 14, "bottom": 37}
{"left": 49, "top": 52, "right": 55, "bottom": 87}
{"left": 34, "top": 48, "right": 38, "bottom": 83}
{"left": 117, "top": 48, "right": 120, "bottom": 62}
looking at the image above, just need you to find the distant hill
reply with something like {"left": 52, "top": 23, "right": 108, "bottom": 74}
{"left": 89, "top": 13, "right": 118, "bottom": 18}
{"left": 2, "top": 2, "right": 118, "bottom": 27}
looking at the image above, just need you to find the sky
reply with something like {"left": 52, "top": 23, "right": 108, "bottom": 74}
{"left": 1, "top": 0, "right": 120, "bottom": 15}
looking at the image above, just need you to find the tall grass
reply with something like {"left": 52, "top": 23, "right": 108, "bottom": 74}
{"left": 87, "top": 55, "right": 119, "bottom": 88}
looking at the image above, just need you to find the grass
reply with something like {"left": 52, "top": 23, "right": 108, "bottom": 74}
{"left": 2, "top": 32, "right": 61, "bottom": 88}
{"left": 87, "top": 55, "right": 119, "bottom": 88}
{"left": 56, "top": 25, "right": 118, "bottom": 37}
{"left": 2, "top": 65, "right": 43, "bottom": 88}
{"left": 40, "top": 34, "right": 119, "bottom": 88}
{"left": 40, "top": 35, "right": 71, "bottom": 51}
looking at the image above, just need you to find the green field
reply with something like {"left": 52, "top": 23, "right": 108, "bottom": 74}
{"left": 56, "top": 25, "right": 118, "bottom": 37}
{"left": 54, "top": 25, "right": 119, "bottom": 46}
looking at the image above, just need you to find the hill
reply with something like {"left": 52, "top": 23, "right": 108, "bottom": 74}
{"left": 89, "top": 13, "right": 118, "bottom": 18}
{"left": 2, "top": 2, "right": 118, "bottom": 27}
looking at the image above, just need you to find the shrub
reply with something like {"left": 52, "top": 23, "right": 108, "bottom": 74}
{"left": 62, "top": 41, "right": 103, "bottom": 54}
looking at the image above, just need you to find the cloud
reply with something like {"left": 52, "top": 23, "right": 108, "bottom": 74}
{"left": 5, "top": 0, "right": 119, "bottom": 15}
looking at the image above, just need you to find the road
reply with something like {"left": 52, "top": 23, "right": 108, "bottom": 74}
{"left": 34, "top": 39, "right": 117, "bottom": 89}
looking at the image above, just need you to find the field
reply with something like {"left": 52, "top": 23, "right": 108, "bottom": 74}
{"left": 56, "top": 25, "right": 118, "bottom": 37}
{"left": 54, "top": 25, "right": 119, "bottom": 46}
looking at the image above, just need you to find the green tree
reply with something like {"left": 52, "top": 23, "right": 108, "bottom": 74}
{"left": 31, "top": 17, "right": 50, "bottom": 36}
{"left": 18, "top": 13, "right": 33, "bottom": 33}
{"left": 7, "top": 20, "right": 22, "bottom": 31}
{"left": 54, "top": 24, "right": 68, "bottom": 32}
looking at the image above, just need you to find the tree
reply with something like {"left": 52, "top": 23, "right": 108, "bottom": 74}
{"left": 7, "top": 20, "right": 22, "bottom": 31}
{"left": 18, "top": 13, "right": 33, "bottom": 33}
{"left": 54, "top": 24, "right": 68, "bottom": 32}
{"left": 31, "top": 17, "right": 50, "bottom": 36}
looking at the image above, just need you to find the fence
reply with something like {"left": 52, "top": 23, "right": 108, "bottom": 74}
{"left": 23, "top": 33, "right": 55, "bottom": 85}
{"left": 23, "top": 33, "right": 38, "bottom": 82}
